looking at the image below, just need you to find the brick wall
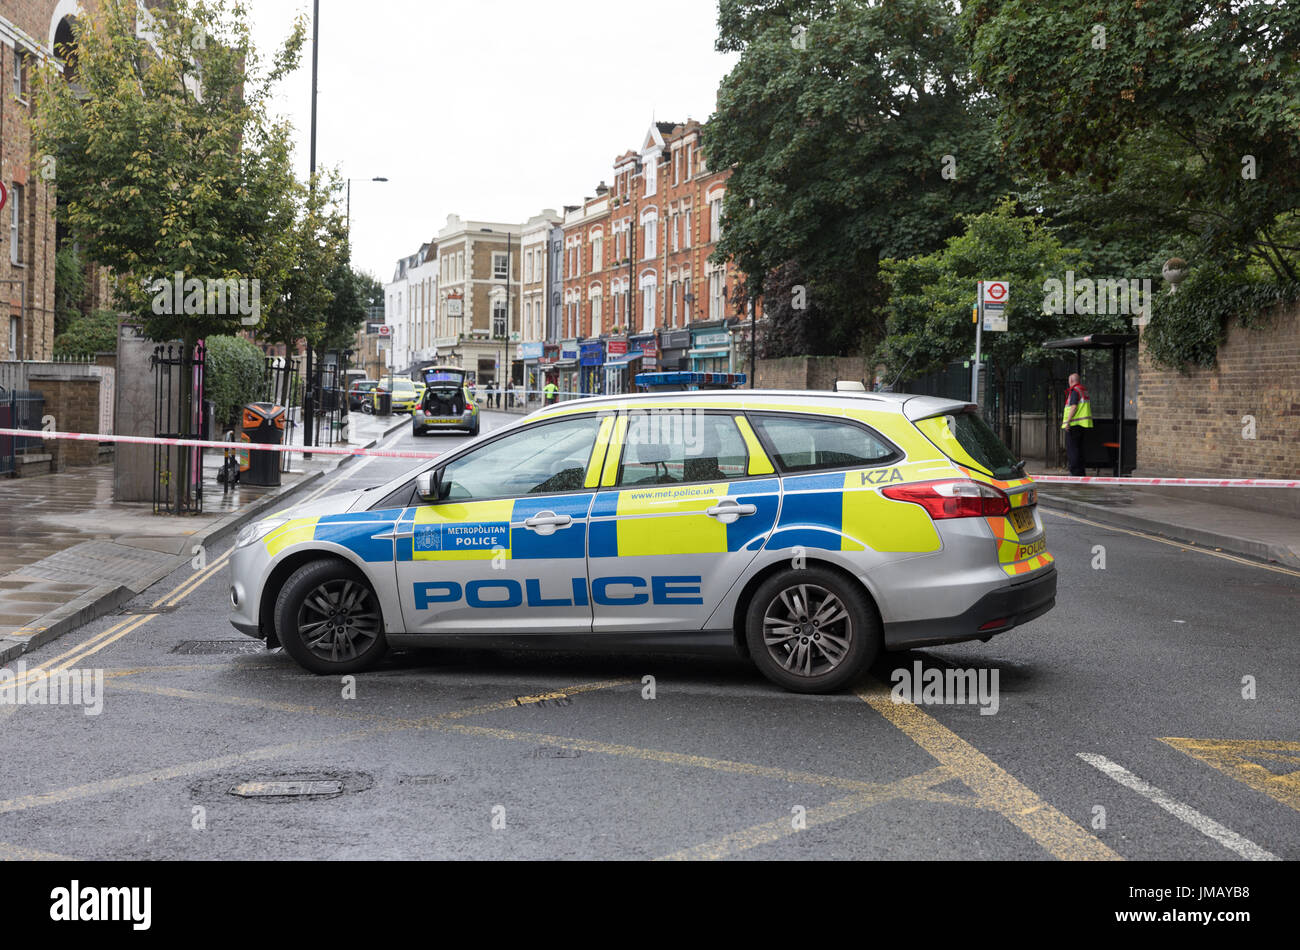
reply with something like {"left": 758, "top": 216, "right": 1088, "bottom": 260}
{"left": 1136, "top": 300, "right": 1300, "bottom": 479}
{"left": 753, "top": 356, "right": 870, "bottom": 391}
{"left": 28, "top": 374, "right": 103, "bottom": 466}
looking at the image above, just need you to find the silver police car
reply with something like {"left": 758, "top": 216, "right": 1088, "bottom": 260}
{"left": 228, "top": 390, "right": 1055, "bottom": 693}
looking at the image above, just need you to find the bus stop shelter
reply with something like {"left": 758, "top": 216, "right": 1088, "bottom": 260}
{"left": 1042, "top": 333, "right": 1137, "bottom": 477}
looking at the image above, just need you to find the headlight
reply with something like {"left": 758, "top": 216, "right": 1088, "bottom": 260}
{"left": 236, "top": 518, "right": 289, "bottom": 548}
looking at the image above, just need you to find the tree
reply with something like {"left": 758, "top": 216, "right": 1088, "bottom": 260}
{"left": 964, "top": 0, "right": 1300, "bottom": 280}
{"left": 707, "top": 0, "right": 1011, "bottom": 354}
{"left": 255, "top": 174, "right": 349, "bottom": 405}
{"left": 54, "top": 244, "right": 88, "bottom": 338}
{"left": 32, "top": 0, "right": 304, "bottom": 511}
{"left": 757, "top": 262, "right": 836, "bottom": 357}
{"left": 879, "top": 201, "right": 1127, "bottom": 388}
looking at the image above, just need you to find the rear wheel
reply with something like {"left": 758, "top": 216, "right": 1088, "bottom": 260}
{"left": 275, "top": 560, "right": 388, "bottom": 674}
{"left": 745, "top": 567, "right": 878, "bottom": 693}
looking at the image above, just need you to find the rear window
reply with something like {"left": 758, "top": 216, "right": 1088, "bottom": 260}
{"left": 917, "top": 410, "right": 1020, "bottom": 480}
{"left": 749, "top": 414, "right": 900, "bottom": 473}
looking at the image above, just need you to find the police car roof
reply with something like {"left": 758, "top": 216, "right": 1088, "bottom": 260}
{"left": 530, "top": 389, "right": 970, "bottom": 422}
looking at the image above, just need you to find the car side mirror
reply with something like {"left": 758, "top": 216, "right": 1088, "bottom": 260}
{"left": 415, "top": 469, "right": 443, "bottom": 503}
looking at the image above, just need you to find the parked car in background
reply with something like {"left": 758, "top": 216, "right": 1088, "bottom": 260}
{"left": 348, "top": 380, "right": 379, "bottom": 412}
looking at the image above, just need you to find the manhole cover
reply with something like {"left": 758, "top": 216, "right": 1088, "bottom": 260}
{"left": 171, "top": 640, "right": 263, "bottom": 655}
{"left": 532, "top": 746, "right": 582, "bottom": 759}
{"left": 229, "top": 780, "right": 344, "bottom": 798}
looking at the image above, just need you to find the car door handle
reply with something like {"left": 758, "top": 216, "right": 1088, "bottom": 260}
{"left": 524, "top": 512, "right": 572, "bottom": 534}
{"left": 706, "top": 499, "right": 757, "bottom": 523}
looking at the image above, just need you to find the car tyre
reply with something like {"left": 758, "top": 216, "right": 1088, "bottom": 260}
{"left": 745, "top": 567, "right": 878, "bottom": 694}
{"left": 275, "top": 559, "right": 388, "bottom": 675}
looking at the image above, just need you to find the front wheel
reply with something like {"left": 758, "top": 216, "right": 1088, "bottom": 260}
{"left": 745, "top": 567, "right": 878, "bottom": 694}
{"left": 275, "top": 560, "right": 388, "bottom": 674}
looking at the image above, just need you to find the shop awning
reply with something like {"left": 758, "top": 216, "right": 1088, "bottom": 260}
{"left": 688, "top": 347, "right": 731, "bottom": 358}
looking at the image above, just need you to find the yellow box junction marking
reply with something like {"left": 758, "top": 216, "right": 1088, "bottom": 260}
{"left": 1160, "top": 738, "right": 1300, "bottom": 813}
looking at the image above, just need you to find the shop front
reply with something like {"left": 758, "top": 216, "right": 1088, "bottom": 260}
{"left": 519, "top": 342, "right": 544, "bottom": 403}
{"left": 689, "top": 326, "right": 733, "bottom": 373}
{"left": 659, "top": 329, "right": 691, "bottom": 372}
{"left": 580, "top": 341, "right": 605, "bottom": 395}
{"left": 556, "top": 340, "right": 580, "bottom": 397}
{"left": 602, "top": 337, "right": 631, "bottom": 395}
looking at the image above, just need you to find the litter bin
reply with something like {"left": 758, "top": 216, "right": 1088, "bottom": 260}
{"left": 241, "top": 402, "right": 285, "bottom": 486}
{"left": 375, "top": 387, "right": 393, "bottom": 415}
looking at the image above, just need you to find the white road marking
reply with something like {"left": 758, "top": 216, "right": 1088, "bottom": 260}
{"left": 1077, "top": 752, "right": 1280, "bottom": 861}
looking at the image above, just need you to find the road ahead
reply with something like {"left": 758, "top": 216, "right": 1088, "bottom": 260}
{"left": 1, "top": 409, "right": 1296, "bottom": 860}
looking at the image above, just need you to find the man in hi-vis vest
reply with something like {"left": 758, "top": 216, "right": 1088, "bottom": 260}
{"left": 1061, "top": 373, "right": 1093, "bottom": 476}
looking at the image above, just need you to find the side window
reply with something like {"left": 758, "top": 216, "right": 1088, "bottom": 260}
{"left": 618, "top": 411, "right": 748, "bottom": 486}
{"left": 439, "top": 416, "right": 604, "bottom": 501}
{"left": 750, "top": 414, "right": 899, "bottom": 473}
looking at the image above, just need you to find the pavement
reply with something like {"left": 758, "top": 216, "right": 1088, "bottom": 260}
{"left": 0, "top": 411, "right": 412, "bottom": 664}
{"left": 1036, "top": 484, "right": 1300, "bottom": 570}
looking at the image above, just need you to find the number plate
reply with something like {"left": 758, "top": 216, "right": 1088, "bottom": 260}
{"left": 1009, "top": 507, "right": 1036, "bottom": 533}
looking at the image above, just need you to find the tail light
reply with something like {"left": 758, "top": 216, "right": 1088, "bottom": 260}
{"left": 882, "top": 479, "right": 1011, "bottom": 520}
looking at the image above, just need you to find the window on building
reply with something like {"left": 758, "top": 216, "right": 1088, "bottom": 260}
{"left": 591, "top": 293, "right": 602, "bottom": 336}
{"left": 683, "top": 277, "right": 692, "bottom": 322}
{"left": 8, "top": 184, "right": 23, "bottom": 265}
{"left": 684, "top": 209, "right": 692, "bottom": 249}
{"left": 670, "top": 214, "right": 679, "bottom": 252}
{"left": 641, "top": 283, "right": 656, "bottom": 332}
{"left": 643, "top": 215, "right": 657, "bottom": 259}
{"left": 591, "top": 234, "right": 602, "bottom": 272}
{"left": 644, "top": 155, "right": 657, "bottom": 197}
{"left": 493, "top": 298, "right": 507, "bottom": 338}
{"left": 12, "top": 49, "right": 27, "bottom": 99}
{"left": 709, "top": 270, "right": 725, "bottom": 321}
{"left": 685, "top": 143, "right": 694, "bottom": 181}
{"left": 493, "top": 252, "right": 509, "bottom": 280}
{"left": 710, "top": 197, "right": 724, "bottom": 243}
{"left": 670, "top": 281, "right": 680, "bottom": 326}
{"left": 457, "top": 252, "right": 464, "bottom": 281}
{"left": 673, "top": 148, "right": 681, "bottom": 186}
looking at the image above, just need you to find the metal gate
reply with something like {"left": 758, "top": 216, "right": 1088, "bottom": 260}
{"left": 0, "top": 388, "right": 45, "bottom": 476}
{"left": 152, "top": 342, "right": 206, "bottom": 514}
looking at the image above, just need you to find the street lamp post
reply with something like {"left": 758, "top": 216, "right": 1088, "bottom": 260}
{"left": 346, "top": 177, "right": 389, "bottom": 238}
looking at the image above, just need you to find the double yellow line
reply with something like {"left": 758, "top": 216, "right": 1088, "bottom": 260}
{"left": 5, "top": 425, "right": 413, "bottom": 690}
{"left": 5, "top": 548, "right": 233, "bottom": 689}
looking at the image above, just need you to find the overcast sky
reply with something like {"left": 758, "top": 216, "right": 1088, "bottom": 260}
{"left": 248, "top": 0, "right": 739, "bottom": 285}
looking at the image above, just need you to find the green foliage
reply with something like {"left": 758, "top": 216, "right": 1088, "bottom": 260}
{"left": 1144, "top": 269, "right": 1300, "bottom": 371}
{"left": 707, "top": 0, "right": 1011, "bottom": 352}
{"left": 53, "top": 309, "right": 119, "bottom": 357}
{"left": 317, "top": 261, "right": 369, "bottom": 353}
{"left": 54, "top": 244, "right": 89, "bottom": 337}
{"left": 203, "top": 334, "right": 266, "bottom": 429}
{"left": 32, "top": 0, "right": 305, "bottom": 345}
{"left": 964, "top": 0, "right": 1300, "bottom": 281}
{"left": 879, "top": 201, "right": 1126, "bottom": 377}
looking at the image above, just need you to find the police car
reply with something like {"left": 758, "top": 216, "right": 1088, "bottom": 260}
{"left": 411, "top": 367, "right": 480, "bottom": 438}
{"left": 228, "top": 389, "right": 1056, "bottom": 693}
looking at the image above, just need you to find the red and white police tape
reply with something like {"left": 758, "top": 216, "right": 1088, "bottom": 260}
{"left": 1, "top": 428, "right": 1296, "bottom": 486}
{"left": 0, "top": 428, "right": 443, "bottom": 461}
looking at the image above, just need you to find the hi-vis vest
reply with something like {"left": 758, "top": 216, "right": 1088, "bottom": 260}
{"left": 1062, "top": 385, "right": 1094, "bottom": 429}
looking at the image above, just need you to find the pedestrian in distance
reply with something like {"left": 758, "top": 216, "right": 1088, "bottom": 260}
{"left": 544, "top": 380, "right": 558, "bottom": 405}
{"left": 1061, "top": 372, "right": 1094, "bottom": 477}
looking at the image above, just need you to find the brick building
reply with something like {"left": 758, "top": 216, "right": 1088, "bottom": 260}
{"left": 540, "top": 119, "right": 750, "bottom": 396}
{"left": 0, "top": 0, "right": 76, "bottom": 361}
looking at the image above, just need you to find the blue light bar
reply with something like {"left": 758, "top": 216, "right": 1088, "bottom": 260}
{"left": 635, "top": 371, "right": 749, "bottom": 391}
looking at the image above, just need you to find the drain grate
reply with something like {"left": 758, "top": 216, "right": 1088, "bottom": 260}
{"left": 171, "top": 640, "right": 264, "bottom": 655}
{"left": 532, "top": 746, "right": 582, "bottom": 759}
